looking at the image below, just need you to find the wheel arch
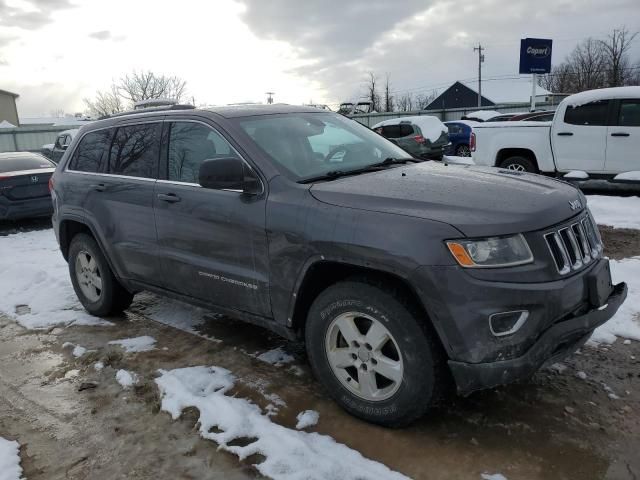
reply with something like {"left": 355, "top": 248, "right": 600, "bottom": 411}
{"left": 495, "top": 148, "right": 539, "bottom": 170}
{"left": 289, "top": 259, "right": 447, "bottom": 354}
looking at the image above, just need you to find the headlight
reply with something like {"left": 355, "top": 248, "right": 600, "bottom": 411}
{"left": 446, "top": 234, "right": 533, "bottom": 268}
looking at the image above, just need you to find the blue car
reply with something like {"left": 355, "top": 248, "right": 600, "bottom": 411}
{"left": 444, "top": 121, "right": 474, "bottom": 157}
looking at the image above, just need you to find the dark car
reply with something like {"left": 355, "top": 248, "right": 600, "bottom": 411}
{"left": 444, "top": 121, "right": 474, "bottom": 157}
{"left": 372, "top": 116, "right": 449, "bottom": 160}
{"left": 51, "top": 104, "right": 626, "bottom": 427}
{"left": 0, "top": 152, "right": 55, "bottom": 220}
{"left": 41, "top": 129, "right": 78, "bottom": 163}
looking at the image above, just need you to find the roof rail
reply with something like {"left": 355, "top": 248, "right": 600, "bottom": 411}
{"left": 98, "top": 104, "right": 196, "bottom": 120}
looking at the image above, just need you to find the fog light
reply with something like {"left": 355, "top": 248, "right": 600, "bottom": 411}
{"left": 489, "top": 310, "right": 529, "bottom": 337}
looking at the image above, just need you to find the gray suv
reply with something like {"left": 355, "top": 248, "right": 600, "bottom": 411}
{"left": 50, "top": 104, "right": 627, "bottom": 427}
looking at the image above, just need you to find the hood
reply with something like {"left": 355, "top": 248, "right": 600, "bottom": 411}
{"left": 309, "top": 162, "right": 584, "bottom": 237}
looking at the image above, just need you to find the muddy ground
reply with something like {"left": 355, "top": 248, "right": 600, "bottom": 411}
{"left": 0, "top": 218, "right": 638, "bottom": 480}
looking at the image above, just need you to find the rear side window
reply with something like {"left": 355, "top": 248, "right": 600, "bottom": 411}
{"left": 108, "top": 123, "right": 161, "bottom": 179}
{"left": 69, "top": 129, "right": 112, "bottom": 173}
{"left": 381, "top": 124, "right": 414, "bottom": 138}
{"left": 616, "top": 99, "right": 640, "bottom": 127}
{"left": 447, "top": 124, "right": 462, "bottom": 134}
{"left": 564, "top": 100, "right": 609, "bottom": 126}
{"left": 0, "top": 155, "right": 54, "bottom": 173}
{"left": 167, "top": 122, "right": 239, "bottom": 183}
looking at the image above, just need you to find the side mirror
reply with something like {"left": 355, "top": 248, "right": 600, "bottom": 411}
{"left": 198, "top": 157, "right": 261, "bottom": 194}
{"left": 61, "top": 144, "right": 68, "bottom": 151}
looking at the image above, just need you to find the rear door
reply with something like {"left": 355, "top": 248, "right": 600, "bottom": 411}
{"left": 153, "top": 119, "right": 271, "bottom": 316}
{"left": 605, "top": 99, "right": 640, "bottom": 174}
{"left": 382, "top": 124, "right": 418, "bottom": 155}
{"left": 551, "top": 100, "right": 610, "bottom": 172}
{"left": 77, "top": 122, "right": 163, "bottom": 283}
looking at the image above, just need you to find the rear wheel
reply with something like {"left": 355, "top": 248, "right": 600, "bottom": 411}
{"left": 305, "top": 280, "right": 445, "bottom": 427}
{"left": 455, "top": 144, "right": 471, "bottom": 157}
{"left": 499, "top": 155, "right": 537, "bottom": 173}
{"left": 68, "top": 233, "right": 133, "bottom": 316}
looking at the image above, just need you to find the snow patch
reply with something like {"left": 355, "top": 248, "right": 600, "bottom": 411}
{"left": 72, "top": 345, "right": 87, "bottom": 357}
{"left": 94, "top": 362, "right": 104, "bottom": 371}
{"left": 587, "top": 195, "right": 640, "bottom": 230}
{"left": 0, "top": 437, "right": 23, "bottom": 480}
{"left": 565, "top": 86, "right": 640, "bottom": 107}
{"left": 0, "top": 230, "right": 112, "bottom": 329}
{"left": 156, "top": 366, "right": 409, "bottom": 480}
{"left": 463, "top": 110, "right": 502, "bottom": 121}
{"left": 108, "top": 336, "right": 157, "bottom": 353}
{"left": 576, "top": 371, "right": 588, "bottom": 380}
{"left": 256, "top": 347, "right": 295, "bottom": 366}
{"left": 481, "top": 474, "right": 508, "bottom": 480}
{"left": 116, "top": 369, "right": 138, "bottom": 388}
{"left": 564, "top": 170, "right": 589, "bottom": 179}
{"left": 591, "top": 258, "right": 640, "bottom": 344}
{"left": 613, "top": 171, "right": 640, "bottom": 182}
{"left": 296, "top": 410, "right": 319, "bottom": 430}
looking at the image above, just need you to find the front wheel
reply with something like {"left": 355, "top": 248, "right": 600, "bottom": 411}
{"left": 499, "top": 156, "right": 537, "bottom": 173}
{"left": 305, "top": 280, "right": 445, "bottom": 427}
{"left": 68, "top": 233, "right": 133, "bottom": 316}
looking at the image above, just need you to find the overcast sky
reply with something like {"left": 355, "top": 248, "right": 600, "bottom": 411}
{"left": 0, "top": 0, "right": 638, "bottom": 116}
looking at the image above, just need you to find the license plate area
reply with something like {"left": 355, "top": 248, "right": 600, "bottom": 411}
{"left": 587, "top": 259, "right": 613, "bottom": 308}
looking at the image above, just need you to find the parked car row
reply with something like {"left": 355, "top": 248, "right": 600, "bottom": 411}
{"left": 41, "top": 129, "right": 79, "bottom": 163}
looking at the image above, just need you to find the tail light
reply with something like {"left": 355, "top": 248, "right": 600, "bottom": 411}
{"left": 48, "top": 176, "right": 54, "bottom": 193}
{"left": 470, "top": 132, "right": 476, "bottom": 152}
{"left": 413, "top": 135, "right": 426, "bottom": 144}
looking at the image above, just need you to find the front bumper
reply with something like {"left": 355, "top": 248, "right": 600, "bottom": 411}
{"left": 449, "top": 281, "right": 627, "bottom": 395}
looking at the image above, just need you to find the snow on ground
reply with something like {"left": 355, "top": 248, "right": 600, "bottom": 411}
{"left": 481, "top": 474, "right": 508, "bottom": 480}
{"left": 0, "top": 230, "right": 111, "bottom": 329}
{"left": 587, "top": 195, "right": 640, "bottom": 230}
{"left": 94, "top": 362, "right": 104, "bottom": 371}
{"left": 156, "top": 366, "right": 409, "bottom": 480}
{"left": 108, "top": 335, "right": 157, "bottom": 353}
{"left": 0, "top": 437, "right": 23, "bottom": 480}
{"left": 116, "top": 369, "right": 138, "bottom": 388}
{"left": 591, "top": 257, "right": 640, "bottom": 344}
{"left": 296, "top": 410, "right": 320, "bottom": 430}
{"left": 564, "top": 170, "right": 589, "bottom": 179}
{"left": 613, "top": 171, "right": 640, "bottom": 182}
{"left": 256, "top": 347, "right": 295, "bottom": 366}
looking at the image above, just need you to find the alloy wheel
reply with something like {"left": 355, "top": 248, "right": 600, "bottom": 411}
{"left": 75, "top": 250, "right": 102, "bottom": 302}
{"left": 325, "top": 311, "right": 404, "bottom": 401}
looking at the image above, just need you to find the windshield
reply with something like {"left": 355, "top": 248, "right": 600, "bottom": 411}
{"left": 237, "top": 113, "right": 410, "bottom": 181}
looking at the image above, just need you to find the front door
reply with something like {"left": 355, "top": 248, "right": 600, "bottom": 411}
{"left": 551, "top": 99, "right": 609, "bottom": 172}
{"left": 605, "top": 98, "right": 640, "bottom": 174}
{"left": 153, "top": 119, "right": 271, "bottom": 317}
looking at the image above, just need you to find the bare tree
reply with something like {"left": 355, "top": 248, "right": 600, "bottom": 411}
{"left": 395, "top": 93, "right": 414, "bottom": 112}
{"left": 365, "top": 72, "right": 380, "bottom": 112}
{"left": 383, "top": 74, "right": 394, "bottom": 112}
{"left": 84, "top": 85, "right": 125, "bottom": 118}
{"left": 118, "top": 71, "right": 187, "bottom": 103}
{"left": 599, "top": 27, "right": 638, "bottom": 87}
{"left": 415, "top": 91, "right": 437, "bottom": 110}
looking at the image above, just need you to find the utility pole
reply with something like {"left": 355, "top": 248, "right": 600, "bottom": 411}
{"left": 473, "top": 44, "right": 485, "bottom": 108}
{"left": 265, "top": 92, "right": 275, "bottom": 104}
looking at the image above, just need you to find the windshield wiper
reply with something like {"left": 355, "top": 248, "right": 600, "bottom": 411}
{"left": 298, "top": 157, "right": 419, "bottom": 184}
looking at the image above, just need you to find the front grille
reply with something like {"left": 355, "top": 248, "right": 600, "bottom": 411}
{"left": 544, "top": 213, "right": 603, "bottom": 275}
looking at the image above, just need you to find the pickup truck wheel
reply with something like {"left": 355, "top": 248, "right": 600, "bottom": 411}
{"left": 499, "top": 156, "right": 537, "bottom": 173}
{"left": 68, "top": 233, "right": 133, "bottom": 317}
{"left": 305, "top": 280, "right": 444, "bottom": 427}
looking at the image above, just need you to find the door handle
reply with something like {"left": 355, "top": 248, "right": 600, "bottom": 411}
{"left": 611, "top": 132, "right": 630, "bottom": 137}
{"left": 557, "top": 132, "right": 573, "bottom": 136}
{"left": 157, "top": 193, "right": 181, "bottom": 203}
{"left": 90, "top": 183, "right": 106, "bottom": 192}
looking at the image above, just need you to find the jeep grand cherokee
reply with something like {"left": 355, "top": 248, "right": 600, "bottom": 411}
{"left": 50, "top": 104, "right": 627, "bottom": 427}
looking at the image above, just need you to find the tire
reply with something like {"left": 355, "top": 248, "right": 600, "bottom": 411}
{"left": 499, "top": 155, "right": 537, "bottom": 173}
{"left": 68, "top": 233, "right": 133, "bottom": 316}
{"left": 455, "top": 144, "right": 471, "bottom": 157}
{"left": 305, "top": 280, "right": 446, "bottom": 427}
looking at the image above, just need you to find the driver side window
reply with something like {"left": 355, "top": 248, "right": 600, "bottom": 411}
{"left": 167, "top": 122, "right": 238, "bottom": 184}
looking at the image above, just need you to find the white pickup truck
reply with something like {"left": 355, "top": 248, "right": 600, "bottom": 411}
{"left": 471, "top": 86, "right": 640, "bottom": 182}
